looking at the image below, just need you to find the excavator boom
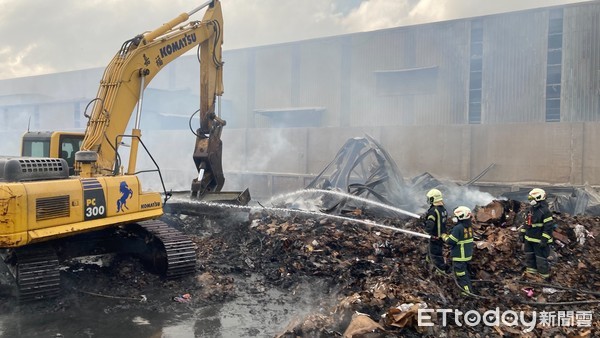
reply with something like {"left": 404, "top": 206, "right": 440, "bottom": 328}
{"left": 80, "top": 1, "right": 223, "bottom": 177}
{"left": 20, "top": 0, "right": 247, "bottom": 203}
{"left": 2, "top": 0, "right": 248, "bottom": 302}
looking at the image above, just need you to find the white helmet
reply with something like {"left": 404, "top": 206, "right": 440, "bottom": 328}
{"left": 453, "top": 206, "right": 472, "bottom": 222}
{"left": 528, "top": 188, "right": 546, "bottom": 205}
{"left": 426, "top": 188, "right": 443, "bottom": 204}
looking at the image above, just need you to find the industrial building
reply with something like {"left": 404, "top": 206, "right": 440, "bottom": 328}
{"left": 0, "top": 1, "right": 599, "bottom": 199}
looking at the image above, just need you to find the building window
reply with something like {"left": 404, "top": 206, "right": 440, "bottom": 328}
{"left": 468, "top": 19, "right": 483, "bottom": 124}
{"left": 545, "top": 9, "right": 563, "bottom": 122}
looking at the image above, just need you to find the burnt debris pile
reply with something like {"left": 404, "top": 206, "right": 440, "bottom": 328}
{"left": 180, "top": 198, "right": 599, "bottom": 337}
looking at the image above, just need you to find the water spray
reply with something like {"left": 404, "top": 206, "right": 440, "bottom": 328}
{"left": 267, "top": 188, "right": 422, "bottom": 219}
{"left": 169, "top": 197, "right": 430, "bottom": 239}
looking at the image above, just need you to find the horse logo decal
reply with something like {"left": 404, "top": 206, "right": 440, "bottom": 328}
{"left": 117, "top": 181, "right": 133, "bottom": 213}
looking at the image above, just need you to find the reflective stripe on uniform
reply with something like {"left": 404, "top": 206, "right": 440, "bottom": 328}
{"left": 543, "top": 216, "right": 553, "bottom": 223}
{"left": 458, "top": 238, "right": 473, "bottom": 260}
{"left": 452, "top": 256, "right": 472, "bottom": 262}
{"left": 525, "top": 236, "right": 541, "bottom": 243}
{"left": 531, "top": 223, "right": 544, "bottom": 228}
{"left": 542, "top": 233, "right": 553, "bottom": 241}
{"left": 435, "top": 209, "right": 441, "bottom": 237}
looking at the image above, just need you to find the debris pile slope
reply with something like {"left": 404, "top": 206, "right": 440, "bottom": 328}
{"left": 195, "top": 199, "right": 599, "bottom": 337}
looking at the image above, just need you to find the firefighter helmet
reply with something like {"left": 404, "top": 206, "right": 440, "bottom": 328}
{"left": 426, "top": 188, "right": 443, "bottom": 204}
{"left": 528, "top": 188, "right": 546, "bottom": 202}
{"left": 453, "top": 206, "right": 472, "bottom": 221}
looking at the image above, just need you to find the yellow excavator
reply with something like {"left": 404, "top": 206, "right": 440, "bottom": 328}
{"left": 1, "top": 0, "right": 247, "bottom": 302}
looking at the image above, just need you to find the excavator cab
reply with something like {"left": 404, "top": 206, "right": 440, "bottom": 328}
{"left": 21, "top": 131, "right": 84, "bottom": 175}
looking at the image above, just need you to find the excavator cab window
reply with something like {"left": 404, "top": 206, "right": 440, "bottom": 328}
{"left": 59, "top": 135, "right": 83, "bottom": 175}
{"left": 21, "top": 133, "right": 83, "bottom": 175}
{"left": 22, "top": 139, "right": 50, "bottom": 157}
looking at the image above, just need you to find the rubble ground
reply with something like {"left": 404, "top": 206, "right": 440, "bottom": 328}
{"left": 182, "top": 199, "right": 599, "bottom": 337}
{"left": 162, "top": 198, "right": 599, "bottom": 337}
{"left": 1, "top": 199, "right": 598, "bottom": 337}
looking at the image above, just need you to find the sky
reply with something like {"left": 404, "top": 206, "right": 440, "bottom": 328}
{"left": 0, "top": 0, "right": 592, "bottom": 80}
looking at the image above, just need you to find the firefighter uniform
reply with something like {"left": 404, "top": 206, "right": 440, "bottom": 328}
{"left": 424, "top": 204, "right": 448, "bottom": 273}
{"left": 520, "top": 198, "right": 554, "bottom": 280}
{"left": 443, "top": 214, "right": 474, "bottom": 295}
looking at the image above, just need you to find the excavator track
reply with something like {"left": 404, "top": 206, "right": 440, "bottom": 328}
{"left": 136, "top": 220, "right": 197, "bottom": 279}
{"left": 6, "top": 245, "right": 61, "bottom": 302}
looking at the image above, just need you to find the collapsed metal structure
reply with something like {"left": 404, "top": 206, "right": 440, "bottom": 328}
{"left": 295, "top": 135, "right": 600, "bottom": 217}
{"left": 304, "top": 135, "right": 416, "bottom": 217}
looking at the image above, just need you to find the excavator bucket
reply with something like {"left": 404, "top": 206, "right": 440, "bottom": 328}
{"left": 197, "top": 188, "right": 251, "bottom": 205}
{"left": 164, "top": 188, "right": 250, "bottom": 216}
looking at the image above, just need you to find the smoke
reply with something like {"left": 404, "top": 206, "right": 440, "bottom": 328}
{"left": 242, "top": 128, "right": 304, "bottom": 173}
{"left": 406, "top": 174, "right": 501, "bottom": 215}
{"left": 436, "top": 182, "right": 501, "bottom": 212}
{"left": 387, "top": 173, "right": 503, "bottom": 216}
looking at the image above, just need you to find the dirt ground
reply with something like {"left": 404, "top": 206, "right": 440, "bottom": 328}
{"left": 1, "top": 199, "right": 599, "bottom": 337}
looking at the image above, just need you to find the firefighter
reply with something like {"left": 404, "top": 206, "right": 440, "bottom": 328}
{"left": 442, "top": 206, "right": 474, "bottom": 295}
{"left": 423, "top": 188, "right": 449, "bottom": 274}
{"left": 520, "top": 188, "right": 554, "bottom": 280}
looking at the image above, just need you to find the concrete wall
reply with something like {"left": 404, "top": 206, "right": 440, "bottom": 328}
{"left": 2, "top": 122, "right": 598, "bottom": 200}
{"left": 217, "top": 122, "right": 600, "bottom": 199}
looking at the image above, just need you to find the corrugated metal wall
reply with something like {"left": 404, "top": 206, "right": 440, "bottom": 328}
{"left": 296, "top": 38, "right": 343, "bottom": 127}
{"left": 482, "top": 10, "right": 548, "bottom": 123}
{"left": 219, "top": 1, "right": 600, "bottom": 128}
{"left": 253, "top": 44, "right": 293, "bottom": 128}
{"left": 222, "top": 49, "right": 251, "bottom": 128}
{"left": 562, "top": 2, "right": 600, "bottom": 122}
{"left": 348, "top": 27, "right": 415, "bottom": 127}
{"left": 345, "top": 21, "right": 471, "bottom": 126}
{"left": 2, "top": 2, "right": 600, "bottom": 130}
{"left": 412, "top": 21, "right": 471, "bottom": 125}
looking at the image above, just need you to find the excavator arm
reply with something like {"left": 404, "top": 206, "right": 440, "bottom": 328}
{"left": 0, "top": 0, "right": 248, "bottom": 303}
{"left": 78, "top": 0, "right": 224, "bottom": 183}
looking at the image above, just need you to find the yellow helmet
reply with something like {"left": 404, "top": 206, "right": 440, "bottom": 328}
{"left": 426, "top": 188, "right": 443, "bottom": 204}
{"left": 453, "top": 206, "right": 472, "bottom": 221}
{"left": 528, "top": 188, "right": 546, "bottom": 202}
